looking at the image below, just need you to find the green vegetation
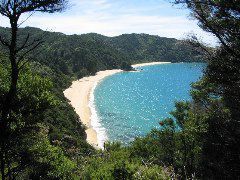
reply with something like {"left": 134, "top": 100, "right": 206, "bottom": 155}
{"left": 0, "top": 0, "right": 91, "bottom": 179}
{"left": 0, "top": 59, "right": 76, "bottom": 179}
{"left": 79, "top": 142, "right": 171, "bottom": 179}
{"left": 120, "top": 61, "right": 134, "bottom": 71}
{"left": 162, "top": 0, "right": 240, "bottom": 178}
{"left": 1, "top": 0, "right": 239, "bottom": 179}
{"left": 0, "top": 27, "right": 203, "bottom": 79}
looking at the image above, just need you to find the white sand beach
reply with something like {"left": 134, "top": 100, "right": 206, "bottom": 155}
{"left": 63, "top": 61, "right": 170, "bottom": 148}
{"left": 63, "top": 70, "right": 122, "bottom": 148}
{"left": 132, "top": 61, "right": 171, "bottom": 68}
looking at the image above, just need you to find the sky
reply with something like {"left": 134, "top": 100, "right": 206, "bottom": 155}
{"left": 0, "top": 0, "right": 217, "bottom": 45}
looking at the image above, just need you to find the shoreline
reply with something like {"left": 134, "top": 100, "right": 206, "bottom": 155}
{"left": 63, "top": 61, "right": 170, "bottom": 149}
{"left": 132, "top": 61, "right": 171, "bottom": 68}
{"left": 63, "top": 69, "right": 122, "bottom": 149}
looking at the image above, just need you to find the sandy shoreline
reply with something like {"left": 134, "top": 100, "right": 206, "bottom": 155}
{"left": 63, "top": 61, "right": 170, "bottom": 149}
{"left": 132, "top": 61, "right": 171, "bottom": 68}
{"left": 63, "top": 70, "right": 122, "bottom": 148}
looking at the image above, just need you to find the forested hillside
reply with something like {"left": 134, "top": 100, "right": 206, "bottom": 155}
{"left": 105, "top": 33, "right": 203, "bottom": 63}
{"left": 0, "top": 27, "right": 203, "bottom": 80}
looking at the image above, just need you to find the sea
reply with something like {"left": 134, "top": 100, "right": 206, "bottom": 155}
{"left": 90, "top": 63, "right": 205, "bottom": 148}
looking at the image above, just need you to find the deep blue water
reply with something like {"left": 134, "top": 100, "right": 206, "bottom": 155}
{"left": 94, "top": 63, "right": 205, "bottom": 146}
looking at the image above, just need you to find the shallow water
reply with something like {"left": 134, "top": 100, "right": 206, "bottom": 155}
{"left": 92, "top": 63, "right": 205, "bottom": 147}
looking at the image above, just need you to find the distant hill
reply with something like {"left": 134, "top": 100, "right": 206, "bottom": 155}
{"left": 0, "top": 27, "right": 203, "bottom": 81}
{"left": 104, "top": 33, "right": 203, "bottom": 63}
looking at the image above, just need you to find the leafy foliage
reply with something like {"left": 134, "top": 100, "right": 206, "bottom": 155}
{"left": 18, "top": 124, "right": 76, "bottom": 179}
{"left": 0, "top": 58, "right": 92, "bottom": 179}
{"left": 79, "top": 142, "right": 170, "bottom": 180}
{"left": 129, "top": 100, "right": 207, "bottom": 179}
{"left": 173, "top": 0, "right": 240, "bottom": 178}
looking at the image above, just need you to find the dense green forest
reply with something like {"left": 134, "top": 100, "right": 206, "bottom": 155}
{"left": 1, "top": 0, "right": 240, "bottom": 179}
{"left": 0, "top": 26, "right": 204, "bottom": 80}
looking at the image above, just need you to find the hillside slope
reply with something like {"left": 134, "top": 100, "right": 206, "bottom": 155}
{"left": 0, "top": 27, "right": 203, "bottom": 80}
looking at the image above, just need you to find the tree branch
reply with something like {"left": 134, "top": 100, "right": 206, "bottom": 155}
{"left": 17, "top": 40, "right": 43, "bottom": 68}
{"left": 17, "top": 12, "right": 35, "bottom": 27}
{"left": 16, "top": 33, "right": 30, "bottom": 52}
{"left": 0, "top": 36, "right": 10, "bottom": 48}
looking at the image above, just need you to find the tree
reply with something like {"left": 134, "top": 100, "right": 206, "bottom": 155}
{"left": 121, "top": 61, "right": 133, "bottom": 71}
{"left": 173, "top": 0, "right": 240, "bottom": 178}
{"left": 86, "top": 60, "right": 97, "bottom": 74}
{"left": 174, "top": 0, "right": 240, "bottom": 114}
{"left": 0, "top": 61, "right": 61, "bottom": 179}
{"left": 0, "top": 1, "right": 67, "bottom": 179}
{"left": 20, "top": 123, "right": 76, "bottom": 179}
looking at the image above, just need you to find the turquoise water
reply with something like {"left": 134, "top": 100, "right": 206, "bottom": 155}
{"left": 94, "top": 63, "right": 205, "bottom": 147}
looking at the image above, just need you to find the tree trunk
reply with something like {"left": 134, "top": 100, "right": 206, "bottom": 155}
{"left": 0, "top": 16, "right": 19, "bottom": 180}
{"left": 0, "top": 150, "right": 5, "bottom": 180}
